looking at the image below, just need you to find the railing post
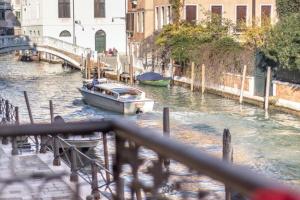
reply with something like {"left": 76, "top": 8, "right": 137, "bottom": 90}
{"left": 223, "top": 129, "right": 233, "bottom": 200}
{"left": 2, "top": 100, "right": 9, "bottom": 145}
{"left": 163, "top": 107, "right": 170, "bottom": 168}
{"left": 11, "top": 107, "right": 19, "bottom": 155}
{"left": 70, "top": 145, "right": 78, "bottom": 182}
{"left": 91, "top": 160, "right": 101, "bottom": 199}
{"left": 102, "top": 132, "right": 110, "bottom": 183}
{"left": 53, "top": 135, "right": 61, "bottom": 166}
{"left": 5, "top": 100, "right": 10, "bottom": 122}
{"left": 113, "top": 136, "right": 125, "bottom": 200}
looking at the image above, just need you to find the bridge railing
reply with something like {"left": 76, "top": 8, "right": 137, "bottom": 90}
{"left": 0, "top": 35, "right": 31, "bottom": 50}
{"left": 0, "top": 119, "right": 299, "bottom": 199}
{"left": 30, "top": 36, "right": 91, "bottom": 58}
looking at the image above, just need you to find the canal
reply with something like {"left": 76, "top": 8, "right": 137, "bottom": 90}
{"left": 1, "top": 54, "right": 300, "bottom": 187}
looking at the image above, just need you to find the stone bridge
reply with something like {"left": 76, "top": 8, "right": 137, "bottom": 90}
{"left": 0, "top": 35, "right": 94, "bottom": 70}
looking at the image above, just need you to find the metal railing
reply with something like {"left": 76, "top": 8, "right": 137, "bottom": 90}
{"left": 0, "top": 35, "right": 31, "bottom": 50}
{"left": 0, "top": 119, "right": 299, "bottom": 199}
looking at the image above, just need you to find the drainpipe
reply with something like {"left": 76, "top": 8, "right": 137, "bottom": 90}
{"left": 72, "top": 0, "right": 76, "bottom": 45}
{"left": 252, "top": 0, "right": 256, "bottom": 27}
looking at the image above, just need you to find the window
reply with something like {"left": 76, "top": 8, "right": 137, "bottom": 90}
{"left": 95, "top": 30, "right": 106, "bottom": 53}
{"left": 16, "top": 11, "right": 21, "bottom": 20}
{"left": 59, "top": 30, "right": 71, "bottom": 37}
{"left": 141, "top": 12, "right": 144, "bottom": 33}
{"left": 162, "top": 7, "right": 165, "bottom": 26}
{"left": 236, "top": 6, "right": 247, "bottom": 29}
{"left": 137, "top": 12, "right": 140, "bottom": 32}
{"left": 95, "top": 0, "right": 105, "bottom": 18}
{"left": 155, "top": 7, "right": 160, "bottom": 30}
{"left": 185, "top": 5, "right": 197, "bottom": 24}
{"left": 261, "top": 5, "right": 271, "bottom": 26}
{"left": 211, "top": 5, "right": 222, "bottom": 25}
{"left": 126, "top": 13, "right": 134, "bottom": 32}
{"left": 58, "top": 0, "right": 70, "bottom": 18}
{"left": 0, "top": 10, "right": 5, "bottom": 20}
{"left": 167, "top": 6, "right": 171, "bottom": 24}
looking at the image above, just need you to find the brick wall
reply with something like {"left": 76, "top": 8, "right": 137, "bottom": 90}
{"left": 274, "top": 81, "right": 300, "bottom": 103}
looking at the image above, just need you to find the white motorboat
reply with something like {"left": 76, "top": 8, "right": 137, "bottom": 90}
{"left": 78, "top": 80, "right": 154, "bottom": 114}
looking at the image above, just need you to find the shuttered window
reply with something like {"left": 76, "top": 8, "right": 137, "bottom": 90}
{"left": 185, "top": 5, "right": 196, "bottom": 24}
{"left": 58, "top": 0, "right": 70, "bottom": 18}
{"left": 126, "top": 13, "right": 134, "bottom": 32}
{"left": 211, "top": 6, "right": 222, "bottom": 25}
{"left": 95, "top": 0, "right": 105, "bottom": 18}
{"left": 261, "top": 5, "right": 271, "bottom": 26}
{"left": 236, "top": 6, "right": 247, "bottom": 29}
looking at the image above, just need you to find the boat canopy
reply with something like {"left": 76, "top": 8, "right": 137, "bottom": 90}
{"left": 136, "top": 72, "right": 170, "bottom": 81}
{"left": 95, "top": 83, "right": 143, "bottom": 95}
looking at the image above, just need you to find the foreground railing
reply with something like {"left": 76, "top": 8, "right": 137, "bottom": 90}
{"left": 0, "top": 119, "right": 299, "bottom": 199}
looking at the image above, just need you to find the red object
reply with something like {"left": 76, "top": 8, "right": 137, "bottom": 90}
{"left": 253, "top": 189, "right": 300, "bottom": 200}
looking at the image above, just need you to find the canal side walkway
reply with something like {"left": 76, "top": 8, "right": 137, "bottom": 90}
{"left": 0, "top": 143, "right": 93, "bottom": 200}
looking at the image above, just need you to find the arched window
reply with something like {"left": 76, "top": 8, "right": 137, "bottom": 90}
{"left": 95, "top": 30, "right": 106, "bottom": 53}
{"left": 59, "top": 30, "right": 71, "bottom": 37}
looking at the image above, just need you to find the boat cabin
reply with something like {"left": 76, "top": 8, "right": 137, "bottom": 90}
{"left": 93, "top": 84, "right": 145, "bottom": 100}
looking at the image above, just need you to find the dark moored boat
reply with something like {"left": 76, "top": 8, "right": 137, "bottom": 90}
{"left": 136, "top": 72, "right": 171, "bottom": 87}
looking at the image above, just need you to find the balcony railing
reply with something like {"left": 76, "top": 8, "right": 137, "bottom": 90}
{"left": 0, "top": 119, "right": 299, "bottom": 199}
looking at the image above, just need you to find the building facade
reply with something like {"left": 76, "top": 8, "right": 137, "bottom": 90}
{"left": 0, "top": 0, "right": 20, "bottom": 35}
{"left": 126, "top": 0, "right": 154, "bottom": 68}
{"left": 21, "top": 0, "right": 127, "bottom": 54}
{"left": 154, "top": 0, "right": 277, "bottom": 31}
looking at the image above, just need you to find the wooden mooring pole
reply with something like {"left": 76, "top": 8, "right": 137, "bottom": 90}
{"left": 239, "top": 65, "right": 247, "bottom": 104}
{"left": 223, "top": 129, "right": 233, "bottom": 200}
{"left": 129, "top": 55, "right": 134, "bottom": 85}
{"left": 191, "top": 62, "right": 195, "bottom": 91}
{"left": 264, "top": 66, "right": 271, "bottom": 111}
{"left": 24, "top": 91, "right": 39, "bottom": 152}
{"left": 201, "top": 64, "right": 206, "bottom": 95}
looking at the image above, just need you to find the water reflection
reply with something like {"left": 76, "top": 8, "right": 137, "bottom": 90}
{"left": 0, "top": 54, "right": 300, "bottom": 186}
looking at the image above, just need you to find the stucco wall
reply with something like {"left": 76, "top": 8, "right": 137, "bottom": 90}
{"left": 21, "top": 0, "right": 126, "bottom": 53}
{"left": 274, "top": 81, "right": 300, "bottom": 103}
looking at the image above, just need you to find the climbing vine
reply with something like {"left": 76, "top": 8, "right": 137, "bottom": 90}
{"left": 169, "top": 0, "right": 182, "bottom": 25}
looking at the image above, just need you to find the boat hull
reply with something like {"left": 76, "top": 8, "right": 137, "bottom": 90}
{"left": 79, "top": 88, "right": 154, "bottom": 114}
{"left": 140, "top": 79, "right": 170, "bottom": 87}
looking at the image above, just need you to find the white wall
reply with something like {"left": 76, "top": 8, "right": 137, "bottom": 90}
{"left": 21, "top": 0, "right": 126, "bottom": 53}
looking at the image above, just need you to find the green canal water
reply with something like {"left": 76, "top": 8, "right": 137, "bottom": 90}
{"left": 0, "top": 54, "right": 300, "bottom": 187}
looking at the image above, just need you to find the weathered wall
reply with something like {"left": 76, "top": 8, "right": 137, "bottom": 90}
{"left": 273, "top": 81, "right": 300, "bottom": 103}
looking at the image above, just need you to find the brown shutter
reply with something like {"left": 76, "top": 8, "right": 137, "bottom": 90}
{"left": 261, "top": 5, "right": 271, "bottom": 26}
{"left": 186, "top": 5, "right": 196, "bottom": 24}
{"left": 211, "top": 6, "right": 222, "bottom": 16}
{"left": 236, "top": 6, "right": 247, "bottom": 28}
{"left": 211, "top": 6, "right": 222, "bottom": 25}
